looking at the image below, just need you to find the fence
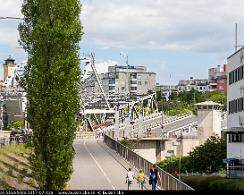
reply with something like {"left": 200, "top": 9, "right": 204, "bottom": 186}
{"left": 103, "top": 134, "right": 194, "bottom": 191}
{"left": 227, "top": 165, "right": 244, "bottom": 179}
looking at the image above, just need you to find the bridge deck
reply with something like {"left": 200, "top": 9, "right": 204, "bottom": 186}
{"left": 70, "top": 138, "right": 156, "bottom": 190}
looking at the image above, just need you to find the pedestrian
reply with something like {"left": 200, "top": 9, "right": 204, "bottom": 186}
{"left": 137, "top": 169, "right": 145, "bottom": 190}
{"left": 125, "top": 168, "right": 135, "bottom": 190}
{"left": 149, "top": 164, "right": 162, "bottom": 191}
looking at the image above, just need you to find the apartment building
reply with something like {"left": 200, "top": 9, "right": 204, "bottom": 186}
{"left": 226, "top": 47, "right": 244, "bottom": 178}
{"left": 101, "top": 65, "right": 156, "bottom": 95}
{"left": 208, "top": 64, "right": 228, "bottom": 94}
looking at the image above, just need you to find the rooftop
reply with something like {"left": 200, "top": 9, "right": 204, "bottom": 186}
{"left": 195, "top": 101, "right": 223, "bottom": 107}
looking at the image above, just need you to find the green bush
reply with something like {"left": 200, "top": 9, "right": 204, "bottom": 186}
{"left": 182, "top": 176, "right": 244, "bottom": 190}
{"left": 209, "top": 179, "right": 244, "bottom": 191}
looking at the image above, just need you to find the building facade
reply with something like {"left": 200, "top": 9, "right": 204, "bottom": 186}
{"left": 101, "top": 65, "right": 156, "bottom": 96}
{"left": 226, "top": 47, "right": 244, "bottom": 178}
{"left": 208, "top": 64, "right": 228, "bottom": 94}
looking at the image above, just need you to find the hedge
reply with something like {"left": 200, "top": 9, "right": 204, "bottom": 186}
{"left": 182, "top": 176, "right": 244, "bottom": 191}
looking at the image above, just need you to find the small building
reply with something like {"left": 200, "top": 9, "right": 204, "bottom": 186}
{"left": 195, "top": 101, "right": 223, "bottom": 145}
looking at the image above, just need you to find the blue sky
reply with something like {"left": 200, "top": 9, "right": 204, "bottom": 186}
{"left": 1, "top": 0, "right": 244, "bottom": 84}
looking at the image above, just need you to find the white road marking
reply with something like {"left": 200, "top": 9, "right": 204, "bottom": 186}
{"left": 84, "top": 140, "right": 116, "bottom": 190}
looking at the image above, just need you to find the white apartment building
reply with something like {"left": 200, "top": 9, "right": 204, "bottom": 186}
{"left": 101, "top": 65, "right": 156, "bottom": 95}
{"left": 226, "top": 47, "right": 244, "bottom": 178}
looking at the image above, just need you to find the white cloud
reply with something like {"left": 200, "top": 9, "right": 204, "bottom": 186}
{"left": 1, "top": 0, "right": 244, "bottom": 60}
{"left": 82, "top": 60, "right": 118, "bottom": 79}
{"left": 0, "top": 0, "right": 22, "bottom": 47}
{"left": 81, "top": 0, "right": 244, "bottom": 54}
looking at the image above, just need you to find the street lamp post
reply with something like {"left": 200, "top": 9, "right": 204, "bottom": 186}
{"left": 0, "top": 96, "right": 3, "bottom": 131}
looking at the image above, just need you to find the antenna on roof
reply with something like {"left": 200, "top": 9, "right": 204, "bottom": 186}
{"left": 235, "top": 23, "right": 238, "bottom": 52}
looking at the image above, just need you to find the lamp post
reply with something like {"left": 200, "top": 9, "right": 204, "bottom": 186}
{"left": 0, "top": 95, "right": 3, "bottom": 131}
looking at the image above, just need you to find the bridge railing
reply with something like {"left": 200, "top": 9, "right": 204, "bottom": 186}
{"left": 163, "top": 113, "right": 193, "bottom": 125}
{"left": 103, "top": 134, "right": 194, "bottom": 191}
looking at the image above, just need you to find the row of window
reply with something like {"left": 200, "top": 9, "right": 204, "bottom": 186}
{"left": 228, "top": 132, "right": 244, "bottom": 143}
{"left": 229, "top": 97, "right": 244, "bottom": 114}
{"left": 229, "top": 65, "right": 244, "bottom": 85}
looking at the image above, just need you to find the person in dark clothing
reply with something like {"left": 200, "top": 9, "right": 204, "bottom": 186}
{"left": 149, "top": 164, "right": 162, "bottom": 190}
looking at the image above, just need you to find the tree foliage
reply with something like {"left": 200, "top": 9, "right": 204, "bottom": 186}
{"left": 157, "top": 136, "right": 226, "bottom": 174}
{"left": 18, "top": 0, "right": 83, "bottom": 190}
{"left": 157, "top": 90, "right": 227, "bottom": 115}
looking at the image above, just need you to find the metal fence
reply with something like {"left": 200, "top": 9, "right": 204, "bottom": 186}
{"left": 103, "top": 134, "right": 194, "bottom": 191}
{"left": 227, "top": 166, "right": 244, "bottom": 179}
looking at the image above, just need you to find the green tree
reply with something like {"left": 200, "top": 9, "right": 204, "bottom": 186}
{"left": 157, "top": 136, "right": 226, "bottom": 174}
{"left": 188, "top": 136, "right": 226, "bottom": 173}
{"left": 18, "top": 0, "right": 83, "bottom": 190}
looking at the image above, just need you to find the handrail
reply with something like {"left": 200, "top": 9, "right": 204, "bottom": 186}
{"left": 103, "top": 134, "right": 194, "bottom": 191}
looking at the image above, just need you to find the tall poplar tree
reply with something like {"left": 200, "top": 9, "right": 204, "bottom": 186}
{"left": 18, "top": 0, "right": 83, "bottom": 190}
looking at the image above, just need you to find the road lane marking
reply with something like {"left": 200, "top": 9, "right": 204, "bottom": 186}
{"left": 84, "top": 140, "right": 116, "bottom": 190}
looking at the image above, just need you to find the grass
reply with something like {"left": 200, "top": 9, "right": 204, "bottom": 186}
{"left": 0, "top": 144, "right": 37, "bottom": 190}
{"left": 0, "top": 144, "right": 29, "bottom": 155}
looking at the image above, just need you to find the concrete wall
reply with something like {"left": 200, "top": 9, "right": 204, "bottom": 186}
{"left": 178, "top": 139, "right": 199, "bottom": 156}
{"left": 133, "top": 140, "right": 157, "bottom": 163}
{"left": 197, "top": 109, "right": 222, "bottom": 144}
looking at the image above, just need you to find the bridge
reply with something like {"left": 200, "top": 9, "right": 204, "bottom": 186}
{"left": 69, "top": 135, "right": 194, "bottom": 190}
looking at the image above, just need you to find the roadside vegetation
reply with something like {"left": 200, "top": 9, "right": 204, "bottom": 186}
{"left": 18, "top": 0, "right": 82, "bottom": 190}
{"left": 156, "top": 135, "right": 235, "bottom": 190}
{"left": 157, "top": 136, "right": 226, "bottom": 175}
{"left": 0, "top": 144, "right": 38, "bottom": 190}
{"left": 182, "top": 176, "right": 244, "bottom": 191}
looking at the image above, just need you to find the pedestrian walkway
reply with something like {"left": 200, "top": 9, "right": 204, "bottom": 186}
{"left": 70, "top": 139, "right": 154, "bottom": 190}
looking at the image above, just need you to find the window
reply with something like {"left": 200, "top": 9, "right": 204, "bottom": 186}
{"left": 109, "top": 79, "right": 115, "bottom": 84}
{"left": 130, "top": 81, "right": 137, "bottom": 84}
{"left": 138, "top": 81, "right": 141, "bottom": 85}
{"left": 228, "top": 133, "right": 244, "bottom": 143}
{"left": 131, "top": 73, "right": 137, "bottom": 79}
{"left": 229, "top": 97, "right": 244, "bottom": 114}
{"left": 109, "top": 86, "right": 115, "bottom": 90}
{"left": 130, "top": 87, "right": 137, "bottom": 91}
{"left": 229, "top": 65, "right": 244, "bottom": 85}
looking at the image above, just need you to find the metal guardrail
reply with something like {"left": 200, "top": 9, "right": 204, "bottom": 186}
{"left": 163, "top": 113, "right": 193, "bottom": 125}
{"left": 103, "top": 134, "right": 194, "bottom": 191}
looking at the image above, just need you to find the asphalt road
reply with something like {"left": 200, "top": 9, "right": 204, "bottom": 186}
{"left": 70, "top": 138, "right": 147, "bottom": 190}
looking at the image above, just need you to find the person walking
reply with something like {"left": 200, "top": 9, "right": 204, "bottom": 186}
{"left": 149, "top": 164, "right": 162, "bottom": 191}
{"left": 125, "top": 168, "right": 135, "bottom": 190}
{"left": 137, "top": 169, "right": 145, "bottom": 190}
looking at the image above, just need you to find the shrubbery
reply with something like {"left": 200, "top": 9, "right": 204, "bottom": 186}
{"left": 182, "top": 176, "right": 244, "bottom": 191}
{"left": 157, "top": 136, "right": 226, "bottom": 174}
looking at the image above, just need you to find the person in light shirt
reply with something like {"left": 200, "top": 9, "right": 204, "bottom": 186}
{"left": 125, "top": 168, "right": 135, "bottom": 190}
